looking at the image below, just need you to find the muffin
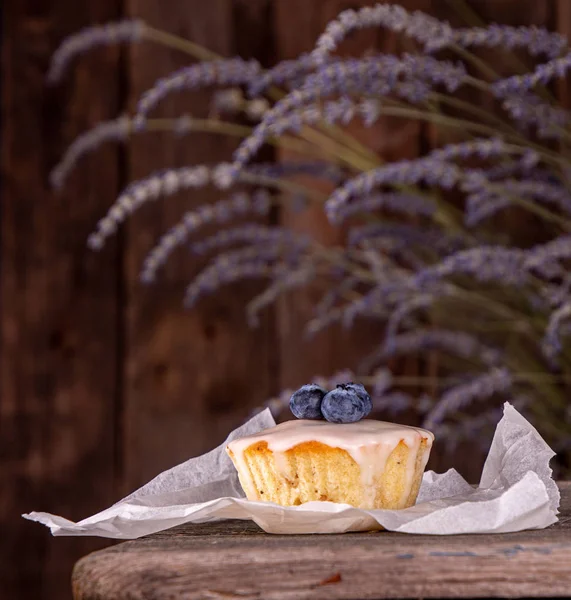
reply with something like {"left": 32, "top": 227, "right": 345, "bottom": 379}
{"left": 226, "top": 419, "right": 434, "bottom": 510}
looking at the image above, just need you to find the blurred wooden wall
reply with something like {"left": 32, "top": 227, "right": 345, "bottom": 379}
{"left": 1, "top": 1, "right": 568, "bottom": 599}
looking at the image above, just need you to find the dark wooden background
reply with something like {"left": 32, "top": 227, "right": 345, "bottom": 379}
{"left": 1, "top": 1, "right": 568, "bottom": 599}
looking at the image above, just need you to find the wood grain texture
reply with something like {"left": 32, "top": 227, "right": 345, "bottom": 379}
{"left": 122, "top": 0, "right": 276, "bottom": 493}
{"left": 0, "top": 0, "right": 123, "bottom": 598}
{"left": 72, "top": 482, "right": 571, "bottom": 599}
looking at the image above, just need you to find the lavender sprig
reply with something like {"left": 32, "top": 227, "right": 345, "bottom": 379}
{"left": 88, "top": 166, "right": 211, "bottom": 250}
{"left": 498, "top": 93, "right": 570, "bottom": 139}
{"left": 247, "top": 53, "right": 319, "bottom": 97}
{"left": 184, "top": 242, "right": 306, "bottom": 308}
{"left": 136, "top": 59, "right": 262, "bottom": 118}
{"left": 384, "top": 295, "right": 435, "bottom": 349}
{"left": 525, "top": 235, "right": 571, "bottom": 274}
{"left": 415, "top": 246, "right": 529, "bottom": 287}
{"left": 431, "top": 406, "right": 503, "bottom": 454}
{"left": 230, "top": 57, "right": 466, "bottom": 179}
{"left": 326, "top": 158, "right": 465, "bottom": 222}
{"left": 501, "top": 180, "right": 571, "bottom": 214}
{"left": 348, "top": 223, "right": 464, "bottom": 254}
{"left": 428, "top": 137, "right": 510, "bottom": 161}
{"left": 192, "top": 224, "right": 310, "bottom": 256}
{"left": 311, "top": 4, "right": 454, "bottom": 64}
{"left": 51, "top": 116, "right": 132, "bottom": 189}
{"left": 247, "top": 160, "right": 345, "bottom": 184}
{"left": 338, "top": 192, "right": 436, "bottom": 222}
{"left": 306, "top": 287, "right": 390, "bottom": 337}
{"left": 373, "top": 391, "right": 412, "bottom": 415}
{"left": 466, "top": 178, "right": 571, "bottom": 227}
{"left": 140, "top": 190, "right": 271, "bottom": 283}
{"left": 453, "top": 25, "right": 567, "bottom": 59}
{"left": 540, "top": 275, "right": 571, "bottom": 308}
{"left": 493, "top": 51, "right": 571, "bottom": 95}
{"left": 50, "top": 115, "right": 196, "bottom": 190}
{"left": 465, "top": 192, "right": 512, "bottom": 227}
{"left": 423, "top": 367, "right": 513, "bottom": 429}
{"left": 542, "top": 302, "right": 571, "bottom": 362}
{"left": 47, "top": 20, "right": 146, "bottom": 84}
{"left": 185, "top": 261, "right": 282, "bottom": 308}
{"left": 247, "top": 266, "right": 314, "bottom": 327}
{"left": 366, "top": 329, "right": 502, "bottom": 371}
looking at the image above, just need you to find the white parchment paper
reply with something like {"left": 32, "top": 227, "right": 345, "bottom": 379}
{"left": 23, "top": 402, "right": 560, "bottom": 536}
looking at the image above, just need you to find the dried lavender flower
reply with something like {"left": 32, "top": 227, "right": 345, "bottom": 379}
{"left": 51, "top": 115, "right": 195, "bottom": 190}
{"left": 465, "top": 191, "right": 512, "bottom": 227}
{"left": 184, "top": 241, "right": 304, "bottom": 308}
{"left": 47, "top": 19, "right": 146, "bottom": 84}
{"left": 384, "top": 294, "right": 435, "bottom": 348}
{"left": 525, "top": 235, "right": 571, "bottom": 274}
{"left": 247, "top": 53, "right": 319, "bottom": 97}
{"left": 368, "top": 329, "right": 502, "bottom": 370}
{"left": 247, "top": 160, "right": 345, "bottom": 184}
{"left": 311, "top": 4, "right": 454, "bottom": 64}
{"left": 453, "top": 24, "right": 566, "bottom": 59}
{"left": 542, "top": 301, "right": 571, "bottom": 362}
{"left": 192, "top": 224, "right": 310, "bottom": 256}
{"left": 428, "top": 137, "right": 509, "bottom": 161}
{"left": 416, "top": 246, "right": 529, "bottom": 287}
{"left": 337, "top": 192, "right": 436, "bottom": 222}
{"left": 504, "top": 180, "right": 571, "bottom": 214}
{"left": 423, "top": 367, "right": 513, "bottom": 429}
{"left": 498, "top": 93, "right": 570, "bottom": 139}
{"left": 370, "top": 368, "right": 394, "bottom": 400}
{"left": 88, "top": 166, "right": 211, "bottom": 250}
{"left": 493, "top": 51, "right": 571, "bottom": 95}
{"left": 140, "top": 190, "right": 271, "bottom": 282}
{"left": 230, "top": 56, "right": 465, "bottom": 179}
{"left": 348, "top": 223, "right": 464, "bottom": 254}
{"left": 136, "top": 58, "right": 261, "bottom": 118}
{"left": 185, "top": 263, "right": 280, "bottom": 308}
{"left": 326, "top": 158, "right": 464, "bottom": 222}
{"left": 51, "top": 116, "right": 132, "bottom": 189}
{"left": 247, "top": 266, "right": 314, "bottom": 327}
{"left": 373, "top": 391, "right": 413, "bottom": 415}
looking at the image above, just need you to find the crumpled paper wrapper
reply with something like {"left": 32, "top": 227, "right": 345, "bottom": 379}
{"left": 24, "top": 402, "right": 559, "bottom": 536}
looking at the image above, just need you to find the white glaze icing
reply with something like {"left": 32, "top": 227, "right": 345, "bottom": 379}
{"left": 227, "top": 419, "right": 434, "bottom": 504}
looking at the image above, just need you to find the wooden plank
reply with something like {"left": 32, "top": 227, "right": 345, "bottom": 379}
{"left": 272, "top": 0, "right": 428, "bottom": 392}
{"left": 0, "top": 0, "right": 123, "bottom": 598}
{"left": 122, "top": 0, "right": 276, "bottom": 493}
{"left": 72, "top": 482, "right": 571, "bottom": 599}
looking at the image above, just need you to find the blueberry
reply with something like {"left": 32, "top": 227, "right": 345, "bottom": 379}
{"left": 289, "top": 384, "right": 327, "bottom": 420}
{"left": 321, "top": 384, "right": 371, "bottom": 423}
{"left": 343, "top": 382, "right": 372, "bottom": 414}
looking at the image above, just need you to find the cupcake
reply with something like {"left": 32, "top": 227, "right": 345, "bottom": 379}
{"left": 226, "top": 382, "right": 434, "bottom": 510}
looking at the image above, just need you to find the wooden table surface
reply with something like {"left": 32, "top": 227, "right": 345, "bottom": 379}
{"left": 72, "top": 482, "right": 571, "bottom": 600}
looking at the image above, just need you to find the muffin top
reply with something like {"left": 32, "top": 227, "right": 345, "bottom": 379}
{"left": 227, "top": 418, "right": 434, "bottom": 457}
